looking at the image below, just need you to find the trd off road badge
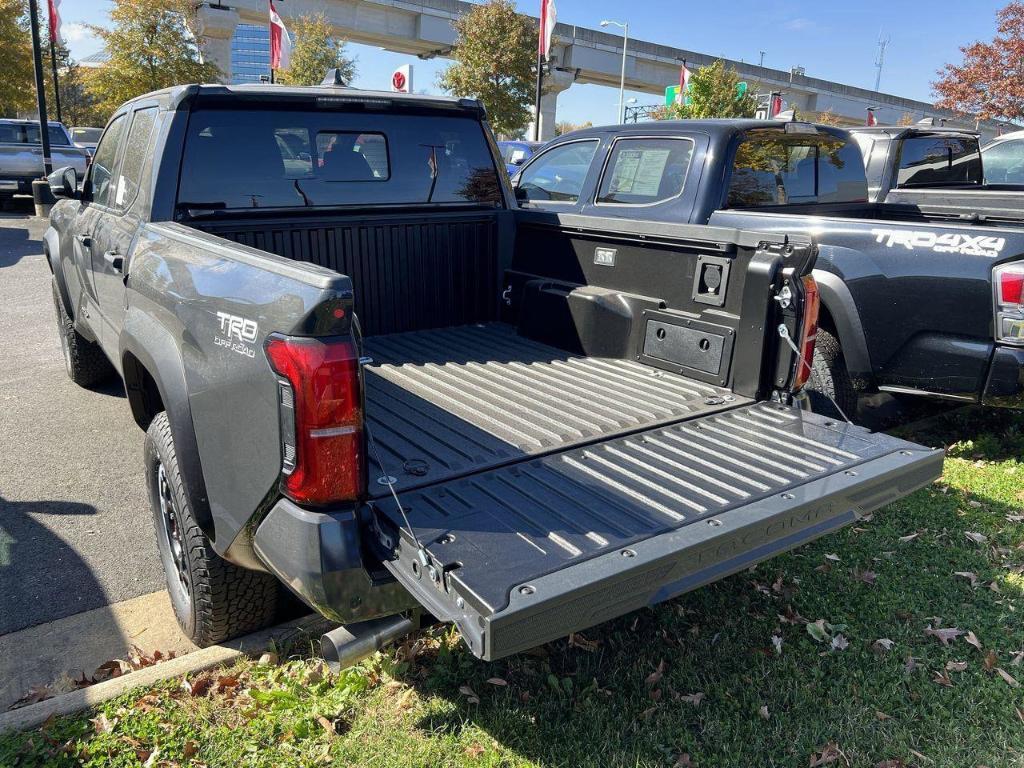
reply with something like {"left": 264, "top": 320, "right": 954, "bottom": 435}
{"left": 871, "top": 229, "right": 1006, "bottom": 258}
{"left": 214, "top": 311, "right": 258, "bottom": 358}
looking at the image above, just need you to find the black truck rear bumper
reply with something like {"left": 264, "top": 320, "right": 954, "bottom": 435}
{"left": 372, "top": 404, "right": 943, "bottom": 660}
{"left": 983, "top": 346, "right": 1024, "bottom": 408}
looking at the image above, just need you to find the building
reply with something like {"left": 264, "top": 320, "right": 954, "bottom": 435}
{"left": 230, "top": 23, "right": 271, "bottom": 85}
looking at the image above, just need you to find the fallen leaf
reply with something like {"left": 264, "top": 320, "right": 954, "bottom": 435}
{"left": 908, "top": 749, "right": 930, "bottom": 763}
{"left": 875, "top": 710, "right": 892, "bottom": 721}
{"left": 945, "top": 660, "right": 968, "bottom": 672}
{"left": 465, "top": 743, "right": 485, "bottom": 759}
{"left": 1011, "top": 651, "right": 1023, "bottom": 667}
{"left": 183, "top": 741, "right": 199, "bottom": 759}
{"left": 996, "top": 668, "right": 1020, "bottom": 688}
{"left": 830, "top": 634, "right": 849, "bottom": 652}
{"left": 316, "top": 715, "right": 335, "bottom": 737}
{"left": 904, "top": 656, "right": 920, "bottom": 674}
{"left": 853, "top": 569, "right": 877, "bottom": 586}
{"left": 183, "top": 674, "right": 213, "bottom": 697}
{"left": 758, "top": 705, "right": 769, "bottom": 720}
{"left": 672, "top": 754, "right": 694, "bottom": 768}
{"left": 638, "top": 705, "right": 658, "bottom": 721}
{"left": 1016, "top": 706, "right": 1024, "bottom": 725}
{"left": 258, "top": 652, "right": 279, "bottom": 666}
{"left": 924, "top": 626, "right": 965, "bottom": 646}
{"left": 873, "top": 638, "right": 895, "bottom": 653}
{"left": 1006, "top": 514, "right": 1024, "bottom": 523}
{"left": 932, "top": 670, "right": 953, "bottom": 687}
{"left": 90, "top": 713, "right": 116, "bottom": 734}
{"left": 216, "top": 675, "right": 240, "bottom": 694}
{"left": 679, "top": 692, "right": 705, "bottom": 706}
{"left": 824, "top": 553, "right": 841, "bottom": 562}
{"left": 984, "top": 649, "right": 998, "bottom": 671}
{"left": 809, "top": 742, "right": 842, "bottom": 766}
{"left": 989, "top": 580, "right": 1001, "bottom": 593}
{"left": 965, "top": 631, "right": 983, "bottom": 651}
{"left": 898, "top": 532, "right": 920, "bottom": 543}
{"left": 806, "top": 619, "right": 830, "bottom": 643}
{"left": 771, "top": 634, "right": 783, "bottom": 655}
{"left": 485, "top": 677, "right": 507, "bottom": 686}
{"left": 459, "top": 685, "right": 480, "bottom": 704}
{"left": 568, "top": 633, "right": 599, "bottom": 652}
{"left": 645, "top": 659, "right": 667, "bottom": 687}
{"left": 143, "top": 748, "right": 160, "bottom": 768}
{"left": 968, "top": 500, "right": 983, "bottom": 509}
{"left": 953, "top": 571, "right": 978, "bottom": 587}
{"left": 965, "top": 531, "right": 988, "bottom": 545}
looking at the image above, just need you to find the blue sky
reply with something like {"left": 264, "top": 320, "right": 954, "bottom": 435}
{"left": 58, "top": 0, "right": 1007, "bottom": 125}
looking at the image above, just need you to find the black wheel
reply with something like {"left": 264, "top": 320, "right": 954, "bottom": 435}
{"left": 145, "top": 412, "right": 278, "bottom": 646}
{"left": 806, "top": 329, "right": 859, "bottom": 421}
{"left": 50, "top": 277, "right": 113, "bottom": 387}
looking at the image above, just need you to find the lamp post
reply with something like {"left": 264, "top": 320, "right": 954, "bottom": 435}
{"left": 600, "top": 19, "right": 628, "bottom": 124}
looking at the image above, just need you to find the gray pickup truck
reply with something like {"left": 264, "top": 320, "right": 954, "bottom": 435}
{"left": 0, "top": 119, "right": 89, "bottom": 205}
{"left": 44, "top": 85, "right": 940, "bottom": 664}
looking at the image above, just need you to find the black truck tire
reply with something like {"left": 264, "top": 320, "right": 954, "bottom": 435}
{"left": 145, "top": 412, "right": 278, "bottom": 647}
{"left": 807, "top": 329, "right": 859, "bottom": 420}
{"left": 51, "top": 277, "right": 114, "bottom": 387}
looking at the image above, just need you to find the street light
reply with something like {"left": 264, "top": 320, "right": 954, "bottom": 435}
{"left": 600, "top": 18, "right": 629, "bottom": 124}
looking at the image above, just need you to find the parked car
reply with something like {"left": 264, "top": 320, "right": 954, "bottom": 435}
{"left": 0, "top": 119, "right": 88, "bottom": 205}
{"left": 983, "top": 129, "right": 1024, "bottom": 185}
{"left": 70, "top": 126, "right": 103, "bottom": 156}
{"left": 44, "top": 85, "right": 939, "bottom": 666}
{"left": 513, "top": 121, "right": 1024, "bottom": 417}
{"left": 497, "top": 139, "right": 543, "bottom": 176}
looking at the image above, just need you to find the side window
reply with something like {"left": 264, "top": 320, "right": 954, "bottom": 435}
{"left": 896, "top": 136, "right": 982, "bottom": 186}
{"left": 89, "top": 115, "right": 127, "bottom": 208}
{"left": 983, "top": 141, "right": 1024, "bottom": 184}
{"left": 726, "top": 130, "right": 868, "bottom": 207}
{"left": 597, "top": 138, "right": 693, "bottom": 205}
{"left": 114, "top": 108, "right": 157, "bottom": 210}
{"left": 516, "top": 140, "right": 598, "bottom": 203}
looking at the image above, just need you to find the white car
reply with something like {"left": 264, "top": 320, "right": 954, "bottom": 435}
{"left": 982, "top": 130, "right": 1024, "bottom": 185}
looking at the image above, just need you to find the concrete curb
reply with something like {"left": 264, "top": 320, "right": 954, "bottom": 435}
{"left": 0, "top": 614, "right": 331, "bottom": 735}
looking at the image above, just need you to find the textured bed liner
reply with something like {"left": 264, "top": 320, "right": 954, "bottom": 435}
{"left": 362, "top": 323, "right": 744, "bottom": 496}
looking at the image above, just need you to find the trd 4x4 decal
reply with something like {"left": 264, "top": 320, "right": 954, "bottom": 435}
{"left": 871, "top": 229, "right": 1006, "bottom": 258}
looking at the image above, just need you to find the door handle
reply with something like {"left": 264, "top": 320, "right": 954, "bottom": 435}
{"left": 75, "top": 233, "right": 92, "bottom": 248}
{"left": 103, "top": 250, "right": 124, "bottom": 272}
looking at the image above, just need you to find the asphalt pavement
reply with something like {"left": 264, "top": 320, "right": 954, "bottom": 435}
{"left": 0, "top": 202, "right": 166, "bottom": 636}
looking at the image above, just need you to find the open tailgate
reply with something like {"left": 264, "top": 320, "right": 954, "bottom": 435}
{"left": 372, "top": 402, "right": 941, "bottom": 662}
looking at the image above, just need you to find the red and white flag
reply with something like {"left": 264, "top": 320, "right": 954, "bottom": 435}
{"left": 770, "top": 94, "right": 784, "bottom": 117}
{"left": 866, "top": 108, "right": 877, "bottom": 126}
{"left": 677, "top": 63, "right": 690, "bottom": 103}
{"left": 539, "top": 0, "right": 556, "bottom": 58}
{"left": 47, "top": 0, "right": 62, "bottom": 44}
{"left": 269, "top": 0, "right": 292, "bottom": 70}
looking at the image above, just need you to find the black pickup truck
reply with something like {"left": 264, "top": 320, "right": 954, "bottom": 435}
{"left": 514, "top": 120, "right": 1024, "bottom": 417}
{"left": 43, "top": 86, "right": 939, "bottom": 664}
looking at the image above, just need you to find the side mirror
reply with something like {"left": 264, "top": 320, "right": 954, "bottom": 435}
{"left": 47, "top": 166, "right": 79, "bottom": 199}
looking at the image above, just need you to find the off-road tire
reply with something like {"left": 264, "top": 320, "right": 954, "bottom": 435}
{"left": 145, "top": 411, "right": 278, "bottom": 647}
{"left": 51, "top": 277, "right": 114, "bottom": 387}
{"left": 806, "top": 328, "right": 859, "bottom": 421}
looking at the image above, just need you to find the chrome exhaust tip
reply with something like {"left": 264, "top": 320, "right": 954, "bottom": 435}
{"left": 321, "top": 614, "right": 414, "bottom": 672}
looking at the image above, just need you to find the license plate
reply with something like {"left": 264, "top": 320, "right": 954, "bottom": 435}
{"left": 0, "top": 180, "right": 19, "bottom": 190}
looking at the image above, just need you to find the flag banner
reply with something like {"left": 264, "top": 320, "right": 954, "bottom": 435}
{"left": 539, "top": 0, "right": 556, "bottom": 58}
{"left": 47, "top": 0, "right": 62, "bottom": 44}
{"left": 269, "top": 0, "right": 292, "bottom": 70}
{"left": 676, "top": 63, "right": 690, "bottom": 104}
{"left": 866, "top": 109, "right": 877, "bottom": 126}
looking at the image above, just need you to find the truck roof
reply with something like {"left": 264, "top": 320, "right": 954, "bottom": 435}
{"left": 555, "top": 119, "right": 848, "bottom": 141}
{"left": 118, "top": 83, "right": 486, "bottom": 116}
{"left": 849, "top": 125, "right": 980, "bottom": 140}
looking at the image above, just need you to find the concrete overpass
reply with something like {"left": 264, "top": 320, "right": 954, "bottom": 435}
{"left": 193, "top": 0, "right": 996, "bottom": 139}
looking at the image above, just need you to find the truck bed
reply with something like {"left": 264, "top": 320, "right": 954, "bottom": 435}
{"left": 363, "top": 323, "right": 743, "bottom": 495}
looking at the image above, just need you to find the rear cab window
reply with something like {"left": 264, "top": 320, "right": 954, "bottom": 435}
{"left": 597, "top": 137, "right": 693, "bottom": 205}
{"left": 725, "top": 128, "right": 868, "bottom": 208}
{"left": 177, "top": 107, "right": 502, "bottom": 211}
{"left": 896, "top": 135, "right": 982, "bottom": 187}
{"left": 0, "top": 123, "right": 70, "bottom": 146}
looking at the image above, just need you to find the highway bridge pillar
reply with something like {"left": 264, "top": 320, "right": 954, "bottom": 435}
{"left": 193, "top": 4, "right": 240, "bottom": 84}
{"left": 527, "top": 59, "right": 577, "bottom": 141}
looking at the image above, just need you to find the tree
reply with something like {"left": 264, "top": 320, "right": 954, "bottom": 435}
{"left": 43, "top": 42, "right": 108, "bottom": 126}
{"left": 0, "top": 0, "right": 35, "bottom": 117}
{"left": 85, "top": 0, "right": 219, "bottom": 117}
{"left": 277, "top": 13, "right": 356, "bottom": 87}
{"left": 933, "top": 1, "right": 1024, "bottom": 122}
{"left": 555, "top": 120, "right": 592, "bottom": 135}
{"left": 439, "top": 0, "right": 534, "bottom": 137}
{"left": 654, "top": 60, "right": 758, "bottom": 120}
{"left": 897, "top": 112, "right": 917, "bottom": 126}
{"left": 812, "top": 109, "right": 843, "bottom": 126}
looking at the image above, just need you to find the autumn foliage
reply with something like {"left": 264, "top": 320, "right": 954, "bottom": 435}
{"left": 933, "top": 1, "right": 1024, "bottom": 121}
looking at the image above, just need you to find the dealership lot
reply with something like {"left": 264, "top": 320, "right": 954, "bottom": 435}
{"left": 0, "top": 203, "right": 166, "bottom": 636}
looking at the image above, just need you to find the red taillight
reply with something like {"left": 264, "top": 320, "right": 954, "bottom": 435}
{"left": 998, "top": 266, "right": 1024, "bottom": 307}
{"left": 793, "top": 275, "right": 820, "bottom": 392}
{"left": 265, "top": 335, "right": 364, "bottom": 505}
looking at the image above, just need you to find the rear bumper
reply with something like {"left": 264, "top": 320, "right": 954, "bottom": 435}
{"left": 982, "top": 346, "right": 1024, "bottom": 409}
{"left": 252, "top": 499, "right": 416, "bottom": 624}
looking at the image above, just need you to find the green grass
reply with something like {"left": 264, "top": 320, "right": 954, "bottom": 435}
{"left": 3, "top": 407, "right": 1024, "bottom": 768}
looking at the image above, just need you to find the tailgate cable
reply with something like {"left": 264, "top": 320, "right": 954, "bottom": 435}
{"left": 352, "top": 313, "right": 431, "bottom": 568}
{"left": 776, "top": 323, "right": 852, "bottom": 425}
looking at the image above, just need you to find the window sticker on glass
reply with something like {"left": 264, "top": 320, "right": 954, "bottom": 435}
{"left": 607, "top": 148, "right": 671, "bottom": 196}
{"left": 115, "top": 175, "right": 126, "bottom": 206}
